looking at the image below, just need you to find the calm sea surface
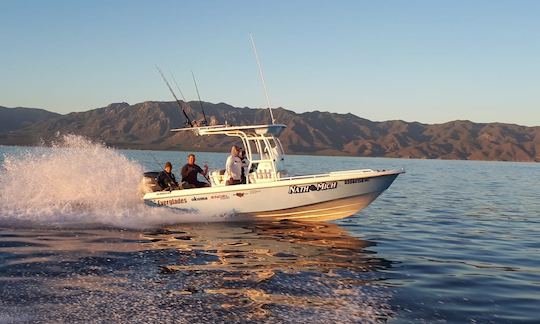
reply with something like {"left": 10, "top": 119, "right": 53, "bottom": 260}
{"left": 0, "top": 142, "right": 539, "bottom": 323}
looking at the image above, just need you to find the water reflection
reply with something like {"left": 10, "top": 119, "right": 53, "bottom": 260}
{"left": 150, "top": 221, "right": 387, "bottom": 276}
{"left": 144, "top": 221, "right": 394, "bottom": 321}
{"left": 0, "top": 222, "right": 393, "bottom": 322}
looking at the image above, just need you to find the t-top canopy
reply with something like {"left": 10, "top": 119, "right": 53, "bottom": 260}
{"left": 171, "top": 124, "right": 287, "bottom": 137}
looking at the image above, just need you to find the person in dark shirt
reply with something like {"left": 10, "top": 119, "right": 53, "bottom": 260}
{"left": 238, "top": 148, "right": 249, "bottom": 184}
{"left": 157, "top": 161, "right": 179, "bottom": 190}
{"left": 181, "top": 154, "right": 209, "bottom": 188}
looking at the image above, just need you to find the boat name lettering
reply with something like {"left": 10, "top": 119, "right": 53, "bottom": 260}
{"left": 156, "top": 198, "right": 187, "bottom": 206}
{"left": 344, "top": 178, "right": 370, "bottom": 185}
{"left": 288, "top": 182, "right": 338, "bottom": 194}
{"left": 191, "top": 196, "right": 208, "bottom": 201}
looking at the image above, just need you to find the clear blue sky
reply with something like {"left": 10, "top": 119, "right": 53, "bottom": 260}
{"left": 1, "top": 0, "right": 539, "bottom": 126}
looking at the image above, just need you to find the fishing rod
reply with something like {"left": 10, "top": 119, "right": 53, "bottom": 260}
{"left": 155, "top": 65, "right": 194, "bottom": 128}
{"left": 201, "top": 160, "right": 211, "bottom": 184}
{"left": 191, "top": 70, "right": 208, "bottom": 126}
{"left": 171, "top": 73, "right": 187, "bottom": 102}
{"left": 171, "top": 72, "right": 202, "bottom": 126}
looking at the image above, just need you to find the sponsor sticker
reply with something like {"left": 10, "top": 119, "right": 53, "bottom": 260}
{"left": 288, "top": 181, "right": 338, "bottom": 194}
{"left": 344, "top": 178, "right": 370, "bottom": 185}
{"left": 191, "top": 196, "right": 208, "bottom": 202}
{"left": 210, "top": 194, "right": 230, "bottom": 200}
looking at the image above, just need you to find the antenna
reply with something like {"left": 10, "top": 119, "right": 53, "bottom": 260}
{"left": 249, "top": 33, "right": 275, "bottom": 124}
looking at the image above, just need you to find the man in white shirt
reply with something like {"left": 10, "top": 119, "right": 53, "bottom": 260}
{"left": 225, "top": 145, "right": 242, "bottom": 185}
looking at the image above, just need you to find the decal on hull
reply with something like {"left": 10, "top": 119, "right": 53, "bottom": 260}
{"left": 288, "top": 181, "right": 338, "bottom": 194}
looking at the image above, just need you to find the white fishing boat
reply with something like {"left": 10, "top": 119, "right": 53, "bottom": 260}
{"left": 142, "top": 123, "right": 403, "bottom": 222}
{"left": 146, "top": 38, "right": 403, "bottom": 221}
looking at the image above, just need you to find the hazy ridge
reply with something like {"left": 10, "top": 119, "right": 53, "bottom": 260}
{"left": 0, "top": 101, "right": 538, "bottom": 162}
{"left": 0, "top": 106, "right": 60, "bottom": 133}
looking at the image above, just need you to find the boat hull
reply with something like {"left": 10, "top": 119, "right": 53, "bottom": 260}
{"left": 244, "top": 193, "right": 382, "bottom": 221}
{"left": 143, "top": 170, "right": 401, "bottom": 222}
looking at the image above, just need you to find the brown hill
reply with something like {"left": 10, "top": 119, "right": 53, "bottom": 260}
{"left": 0, "top": 102, "right": 538, "bottom": 162}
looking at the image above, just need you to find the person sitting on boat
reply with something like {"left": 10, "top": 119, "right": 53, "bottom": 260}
{"left": 181, "top": 154, "right": 209, "bottom": 188}
{"left": 238, "top": 148, "right": 249, "bottom": 184}
{"left": 157, "top": 161, "right": 179, "bottom": 190}
{"left": 225, "top": 146, "right": 243, "bottom": 185}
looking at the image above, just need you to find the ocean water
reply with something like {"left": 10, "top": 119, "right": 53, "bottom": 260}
{"left": 0, "top": 137, "right": 539, "bottom": 323}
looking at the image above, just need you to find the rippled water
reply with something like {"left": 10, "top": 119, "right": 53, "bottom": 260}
{"left": 0, "top": 141, "right": 539, "bottom": 323}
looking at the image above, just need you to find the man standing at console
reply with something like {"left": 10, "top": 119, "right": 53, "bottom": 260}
{"left": 181, "top": 154, "right": 209, "bottom": 188}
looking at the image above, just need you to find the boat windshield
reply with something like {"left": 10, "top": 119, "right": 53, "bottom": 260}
{"left": 171, "top": 124, "right": 287, "bottom": 184}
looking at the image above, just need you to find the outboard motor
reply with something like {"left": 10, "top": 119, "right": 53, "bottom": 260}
{"left": 141, "top": 171, "right": 161, "bottom": 193}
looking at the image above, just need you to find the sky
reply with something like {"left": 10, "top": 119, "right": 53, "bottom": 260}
{"left": 1, "top": 0, "right": 539, "bottom": 126}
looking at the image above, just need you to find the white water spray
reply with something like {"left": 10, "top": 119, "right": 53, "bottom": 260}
{"left": 0, "top": 135, "right": 211, "bottom": 228}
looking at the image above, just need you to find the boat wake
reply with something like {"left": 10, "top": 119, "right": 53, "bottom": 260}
{"left": 0, "top": 135, "right": 220, "bottom": 229}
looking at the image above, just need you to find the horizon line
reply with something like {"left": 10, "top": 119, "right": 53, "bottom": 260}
{"left": 1, "top": 100, "right": 539, "bottom": 128}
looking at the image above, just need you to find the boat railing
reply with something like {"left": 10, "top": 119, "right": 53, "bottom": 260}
{"left": 328, "top": 169, "right": 375, "bottom": 175}
{"left": 208, "top": 157, "right": 280, "bottom": 186}
{"left": 278, "top": 169, "right": 376, "bottom": 181}
{"left": 210, "top": 168, "right": 379, "bottom": 186}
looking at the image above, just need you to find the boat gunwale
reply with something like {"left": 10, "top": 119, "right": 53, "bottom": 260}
{"left": 143, "top": 168, "right": 402, "bottom": 200}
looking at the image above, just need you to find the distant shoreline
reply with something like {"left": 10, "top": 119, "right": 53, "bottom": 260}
{"left": 1, "top": 101, "right": 539, "bottom": 163}
{"left": 1, "top": 143, "right": 537, "bottom": 164}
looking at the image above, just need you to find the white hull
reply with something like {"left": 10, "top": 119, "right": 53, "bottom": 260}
{"left": 143, "top": 169, "right": 401, "bottom": 222}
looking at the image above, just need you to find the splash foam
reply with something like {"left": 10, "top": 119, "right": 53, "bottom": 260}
{"left": 0, "top": 135, "right": 212, "bottom": 229}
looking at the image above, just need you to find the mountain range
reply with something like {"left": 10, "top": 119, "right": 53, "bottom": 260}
{"left": 0, "top": 102, "right": 538, "bottom": 162}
